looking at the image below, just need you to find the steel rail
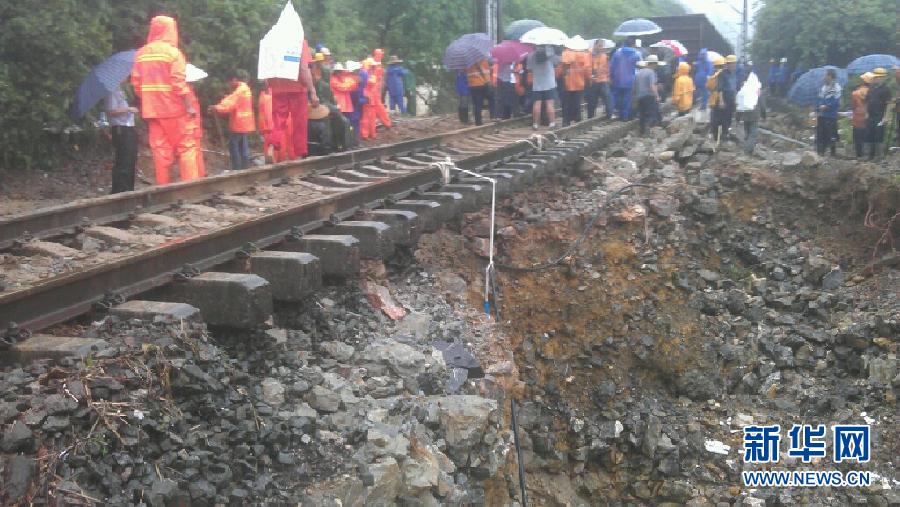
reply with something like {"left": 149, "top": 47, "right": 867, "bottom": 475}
{"left": 0, "top": 114, "right": 538, "bottom": 250}
{"left": 0, "top": 115, "right": 612, "bottom": 334}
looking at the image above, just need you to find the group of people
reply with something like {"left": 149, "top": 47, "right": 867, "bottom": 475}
{"left": 105, "top": 14, "right": 418, "bottom": 193}
{"left": 846, "top": 67, "right": 894, "bottom": 159}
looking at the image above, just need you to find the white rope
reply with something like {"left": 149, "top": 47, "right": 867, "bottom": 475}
{"left": 430, "top": 157, "right": 497, "bottom": 315}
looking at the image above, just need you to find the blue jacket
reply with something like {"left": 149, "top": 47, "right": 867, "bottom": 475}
{"left": 386, "top": 64, "right": 406, "bottom": 97}
{"left": 351, "top": 70, "right": 368, "bottom": 111}
{"left": 456, "top": 72, "right": 470, "bottom": 97}
{"left": 693, "top": 49, "right": 712, "bottom": 88}
{"left": 609, "top": 46, "right": 641, "bottom": 88}
{"left": 777, "top": 64, "right": 789, "bottom": 84}
{"left": 767, "top": 64, "right": 781, "bottom": 85}
{"left": 816, "top": 83, "right": 841, "bottom": 119}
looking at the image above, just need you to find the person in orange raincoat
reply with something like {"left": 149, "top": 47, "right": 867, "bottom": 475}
{"left": 587, "top": 42, "right": 613, "bottom": 119}
{"left": 671, "top": 62, "right": 695, "bottom": 116}
{"left": 851, "top": 72, "right": 872, "bottom": 158}
{"left": 371, "top": 49, "right": 392, "bottom": 128}
{"left": 330, "top": 62, "right": 361, "bottom": 142}
{"left": 211, "top": 74, "right": 256, "bottom": 170}
{"left": 258, "top": 84, "right": 274, "bottom": 161}
{"left": 466, "top": 58, "right": 493, "bottom": 126}
{"left": 131, "top": 15, "right": 200, "bottom": 185}
{"left": 558, "top": 49, "right": 591, "bottom": 126}
{"left": 360, "top": 58, "right": 382, "bottom": 140}
{"left": 268, "top": 39, "right": 319, "bottom": 159}
{"left": 184, "top": 64, "right": 207, "bottom": 177}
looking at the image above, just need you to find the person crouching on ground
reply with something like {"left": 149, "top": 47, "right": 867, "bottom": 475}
{"left": 635, "top": 55, "right": 660, "bottom": 135}
{"left": 211, "top": 72, "right": 256, "bottom": 170}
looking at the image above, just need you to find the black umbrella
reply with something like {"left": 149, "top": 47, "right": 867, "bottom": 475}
{"left": 505, "top": 19, "right": 545, "bottom": 41}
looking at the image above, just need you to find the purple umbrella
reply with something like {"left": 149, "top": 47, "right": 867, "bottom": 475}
{"left": 490, "top": 40, "right": 535, "bottom": 65}
{"left": 443, "top": 33, "right": 493, "bottom": 70}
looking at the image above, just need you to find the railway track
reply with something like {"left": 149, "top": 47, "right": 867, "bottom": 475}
{"left": 1, "top": 114, "right": 635, "bottom": 347}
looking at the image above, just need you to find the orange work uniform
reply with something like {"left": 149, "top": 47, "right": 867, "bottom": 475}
{"left": 371, "top": 49, "right": 392, "bottom": 128}
{"left": 360, "top": 69, "right": 381, "bottom": 140}
{"left": 330, "top": 72, "right": 359, "bottom": 114}
{"left": 268, "top": 39, "right": 312, "bottom": 159}
{"left": 591, "top": 52, "right": 610, "bottom": 84}
{"left": 213, "top": 82, "right": 256, "bottom": 133}
{"left": 131, "top": 15, "right": 200, "bottom": 184}
{"left": 185, "top": 85, "right": 205, "bottom": 177}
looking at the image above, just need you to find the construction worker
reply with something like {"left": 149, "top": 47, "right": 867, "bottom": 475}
{"left": 312, "top": 53, "right": 334, "bottom": 106}
{"left": 211, "top": 73, "right": 256, "bottom": 170}
{"left": 131, "top": 15, "right": 200, "bottom": 185}
{"left": 466, "top": 58, "right": 493, "bottom": 126}
{"left": 707, "top": 56, "right": 727, "bottom": 142}
{"left": 865, "top": 67, "right": 892, "bottom": 159}
{"left": 587, "top": 40, "right": 613, "bottom": 119}
{"left": 671, "top": 61, "right": 694, "bottom": 116}
{"left": 370, "top": 49, "right": 392, "bottom": 129}
{"left": 360, "top": 58, "right": 382, "bottom": 139}
{"left": 258, "top": 83, "right": 275, "bottom": 162}
{"left": 268, "top": 39, "right": 319, "bottom": 160}
{"left": 331, "top": 62, "right": 360, "bottom": 142}
{"left": 850, "top": 73, "right": 872, "bottom": 158}
{"left": 718, "top": 55, "right": 739, "bottom": 140}
{"left": 386, "top": 56, "right": 407, "bottom": 114}
{"left": 402, "top": 62, "right": 417, "bottom": 116}
{"left": 558, "top": 48, "right": 591, "bottom": 126}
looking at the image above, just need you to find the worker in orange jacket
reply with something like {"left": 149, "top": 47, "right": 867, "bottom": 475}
{"left": 360, "top": 58, "right": 382, "bottom": 140}
{"left": 370, "top": 49, "right": 392, "bottom": 128}
{"left": 258, "top": 85, "right": 274, "bottom": 162}
{"left": 131, "top": 16, "right": 200, "bottom": 185}
{"left": 211, "top": 74, "right": 256, "bottom": 170}
{"left": 268, "top": 39, "right": 319, "bottom": 159}
{"left": 558, "top": 49, "right": 591, "bottom": 126}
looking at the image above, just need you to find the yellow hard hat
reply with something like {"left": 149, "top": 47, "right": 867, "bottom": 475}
{"left": 725, "top": 54, "right": 738, "bottom": 63}
{"left": 314, "top": 52, "right": 325, "bottom": 62}
{"left": 861, "top": 72, "right": 874, "bottom": 83}
{"left": 872, "top": 67, "right": 888, "bottom": 77}
{"left": 713, "top": 56, "right": 726, "bottom": 66}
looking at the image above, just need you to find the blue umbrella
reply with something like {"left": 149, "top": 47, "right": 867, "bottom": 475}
{"left": 505, "top": 19, "right": 545, "bottom": 41}
{"left": 788, "top": 66, "right": 848, "bottom": 107}
{"left": 845, "top": 54, "right": 899, "bottom": 75}
{"left": 69, "top": 50, "right": 135, "bottom": 120}
{"left": 613, "top": 18, "right": 662, "bottom": 37}
{"left": 443, "top": 33, "right": 493, "bottom": 71}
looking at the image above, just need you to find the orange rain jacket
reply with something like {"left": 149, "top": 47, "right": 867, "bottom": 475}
{"left": 330, "top": 72, "right": 359, "bottom": 113}
{"left": 851, "top": 86, "right": 869, "bottom": 129}
{"left": 558, "top": 50, "right": 591, "bottom": 92}
{"left": 591, "top": 52, "right": 610, "bottom": 84}
{"left": 672, "top": 62, "right": 695, "bottom": 113}
{"left": 214, "top": 81, "right": 256, "bottom": 133}
{"left": 131, "top": 16, "right": 189, "bottom": 119}
{"left": 258, "top": 89, "right": 274, "bottom": 133}
{"left": 466, "top": 60, "right": 492, "bottom": 88}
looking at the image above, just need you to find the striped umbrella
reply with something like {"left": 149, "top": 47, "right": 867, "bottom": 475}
{"left": 443, "top": 33, "right": 493, "bottom": 70}
{"left": 845, "top": 54, "right": 900, "bottom": 75}
{"left": 788, "top": 66, "right": 848, "bottom": 107}
{"left": 68, "top": 50, "right": 135, "bottom": 120}
{"left": 651, "top": 39, "right": 687, "bottom": 57}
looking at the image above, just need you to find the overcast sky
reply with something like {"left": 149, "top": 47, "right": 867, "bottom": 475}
{"left": 676, "top": 0, "right": 760, "bottom": 49}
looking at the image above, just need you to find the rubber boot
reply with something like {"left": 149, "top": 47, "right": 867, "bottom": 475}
{"left": 458, "top": 107, "right": 469, "bottom": 124}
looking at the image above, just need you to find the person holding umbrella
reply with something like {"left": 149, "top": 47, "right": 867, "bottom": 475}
{"left": 609, "top": 38, "right": 642, "bottom": 120}
{"left": 587, "top": 39, "right": 613, "bottom": 120}
{"left": 814, "top": 68, "right": 841, "bottom": 157}
{"left": 104, "top": 85, "right": 139, "bottom": 193}
{"left": 466, "top": 58, "right": 493, "bottom": 126}
{"left": 864, "top": 67, "right": 892, "bottom": 159}
{"left": 851, "top": 72, "right": 872, "bottom": 158}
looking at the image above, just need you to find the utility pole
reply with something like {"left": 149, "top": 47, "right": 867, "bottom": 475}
{"left": 473, "top": 0, "right": 501, "bottom": 43}
{"left": 741, "top": 0, "right": 748, "bottom": 60}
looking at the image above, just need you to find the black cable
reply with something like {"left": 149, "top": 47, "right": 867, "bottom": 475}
{"left": 494, "top": 181, "right": 655, "bottom": 272}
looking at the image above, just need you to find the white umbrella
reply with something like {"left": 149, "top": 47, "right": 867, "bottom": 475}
{"left": 564, "top": 35, "right": 590, "bottom": 51}
{"left": 521, "top": 27, "right": 569, "bottom": 46}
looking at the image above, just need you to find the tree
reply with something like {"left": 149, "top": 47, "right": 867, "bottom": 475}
{"left": 751, "top": 0, "right": 898, "bottom": 68}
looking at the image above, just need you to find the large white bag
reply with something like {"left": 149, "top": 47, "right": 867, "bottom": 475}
{"left": 258, "top": 2, "right": 305, "bottom": 81}
{"left": 736, "top": 72, "right": 761, "bottom": 112}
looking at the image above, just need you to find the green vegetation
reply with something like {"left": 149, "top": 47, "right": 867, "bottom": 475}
{"left": 752, "top": 0, "right": 898, "bottom": 68}
{"left": 0, "top": 0, "right": 682, "bottom": 170}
